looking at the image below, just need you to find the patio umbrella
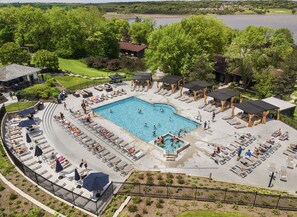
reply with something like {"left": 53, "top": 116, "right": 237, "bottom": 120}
{"left": 74, "top": 168, "right": 81, "bottom": 188}
{"left": 55, "top": 159, "right": 64, "bottom": 179}
{"left": 109, "top": 73, "right": 125, "bottom": 80}
{"left": 17, "top": 108, "right": 35, "bottom": 116}
{"left": 34, "top": 145, "right": 43, "bottom": 164}
{"left": 83, "top": 172, "right": 109, "bottom": 197}
{"left": 26, "top": 133, "right": 33, "bottom": 150}
{"left": 18, "top": 119, "right": 35, "bottom": 127}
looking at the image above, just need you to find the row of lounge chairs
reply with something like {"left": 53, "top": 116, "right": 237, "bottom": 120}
{"left": 55, "top": 115, "right": 136, "bottom": 176}
{"left": 271, "top": 129, "right": 289, "bottom": 141}
{"left": 94, "top": 84, "right": 113, "bottom": 92}
{"left": 131, "top": 85, "right": 148, "bottom": 92}
{"left": 73, "top": 90, "right": 93, "bottom": 98}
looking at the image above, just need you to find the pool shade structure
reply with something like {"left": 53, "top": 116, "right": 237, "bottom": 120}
{"left": 109, "top": 73, "right": 125, "bottom": 83}
{"left": 83, "top": 172, "right": 109, "bottom": 197}
{"left": 132, "top": 72, "right": 152, "bottom": 91}
{"left": 182, "top": 80, "right": 212, "bottom": 102}
{"left": 233, "top": 100, "right": 280, "bottom": 127}
{"left": 26, "top": 133, "right": 33, "bottom": 150}
{"left": 157, "top": 75, "right": 183, "bottom": 94}
{"left": 34, "top": 145, "right": 43, "bottom": 163}
{"left": 17, "top": 108, "right": 35, "bottom": 116}
{"left": 207, "top": 88, "right": 240, "bottom": 111}
{"left": 18, "top": 119, "right": 36, "bottom": 127}
{"left": 262, "top": 97, "right": 296, "bottom": 118}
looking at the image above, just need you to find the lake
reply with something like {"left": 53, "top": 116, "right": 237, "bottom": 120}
{"left": 128, "top": 14, "right": 297, "bottom": 42}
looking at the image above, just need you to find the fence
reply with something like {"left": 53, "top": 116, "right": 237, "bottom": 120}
{"left": 0, "top": 109, "right": 114, "bottom": 216}
{"left": 115, "top": 182, "right": 297, "bottom": 211}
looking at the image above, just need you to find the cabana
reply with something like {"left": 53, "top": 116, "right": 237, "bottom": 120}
{"left": 131, "top": 72, "right": 152, "bottom": 90}
{"left": 157, "top": 75, "right": 183, "bottom": 94}
{"left": 262, "top": 97, "right": 296, "bottom": 118}
{"left": 233, "top": 100, "right": 280, "bottom": 127}
{"left": 207, "top": 88, "right": 241, "bottom": 111}
{"left": 109, "top": 73, "right": 125, "bottom": 83}
{"left": 182, "top": 80, "right": 212, "bottom": 102}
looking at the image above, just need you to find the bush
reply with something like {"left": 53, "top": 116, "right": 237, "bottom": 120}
{"left": 146, "top": 198, "right": 153, "bottom": 206}
{"left": 138, "top": 173, "right": 144, "bottom": 180}
{"left": 177, "top": 179, "right": 185, "bottom": 184}
{"left": 271, "top": 209, "right": 280, "bottom": 215}
{"left": 0, "top": 185, "right": 5, "bottom": 191}
{"left": 216, "top": 201, "right": 223, "bottom": 208}
{"left": 143, "top": 208, "right": 148, "bottom": 214}
{"left": 132, "top": 196, "right": 142, "bottom": 204}
{"left": 9, "top": 193, "right": 18, "bottom": 200}
{"left": 157, "top": 174, "right": 163, "bottom": 180}
{"left": 19, "top": 83, "right": 59, "bottom": 100}
{"left": 128, "top": 205, "right": 138, "bottom": 213}
{"left": 156, "top": 202, "right": 163, "bottom": 209}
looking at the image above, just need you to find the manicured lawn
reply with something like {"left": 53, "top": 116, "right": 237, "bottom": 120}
{"left": 5, "top": 101, "right": 37, "bottom": 112}
{"left": 54, "top": 75, "right": 108, "bottom": 91}
{"left": 267, "top": 8, "right": 292, "bottom": 14}
{"left": 59, "top": 58, "right": 110, "bottom": 78}
{"left": 177, "top": 210, "right": 249, "bottom": 217}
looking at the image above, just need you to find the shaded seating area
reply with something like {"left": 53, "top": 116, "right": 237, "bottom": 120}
{"left": 206, "top": 88, "right": 241, "bottom": 112}
{"left": 233, "top": 100, "right": 280, "bottom": 127}
{"left": 182, "top": 80, "right": 212, "bottom": 102}
{"left": 157, "top": 75, "right": 183, "bottom": 95}
{"left": 109, "top": 73, "right": 125, "bottom": 83}
{"left": 131, "top": 72, "right": 152, "bottom": 91}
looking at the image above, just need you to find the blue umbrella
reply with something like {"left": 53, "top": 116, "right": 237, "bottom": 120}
{"left": 17, "top": 108, "right": 35, "bottom": 116}
{"left": 83, "top": 172, "right": 109, "bottom": 192}
{"left": 55, "top": 159, "right": 63, "bottom": 173}
{"left": 19, "top": 120, "right": 35, "bottom": 127}
{"left": 34, "top": 145, "right": 43, "bottom": 163}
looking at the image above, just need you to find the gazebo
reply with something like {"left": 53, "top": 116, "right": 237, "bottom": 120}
{"left": 233, "top": 100, "right": 280, "bottom": 127}
{"left": 207, "top": 88, "right": 241, "bottom": 111}
{"left": 182, "top": 80, "right": 212, "bottom": 102}
{"left": 157, "top": 75, "right": 183, "bottom": 94}
{"left": 131, "top": 72, "right": 152, "bottom": 91}
{"left": 109, "top": 73, "right": 125, "bottom": 83}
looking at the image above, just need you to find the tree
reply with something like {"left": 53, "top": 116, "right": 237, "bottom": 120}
{"left": 187, "top": 53, "right": 215, "bottom": 82}
{"left": 129, "top": 19, "right": 154, "bottom": 44}
{"left": 32, "top": 49, "right": 59, "bottom": 71}
{"left": 0, "top": 7, "right": 18, "bottom": 46}
{"left": 0, "top": 42, "right": 30, "bottom": 65}
{"left": 253, "top": 67, "right": 274, "bottom": 98}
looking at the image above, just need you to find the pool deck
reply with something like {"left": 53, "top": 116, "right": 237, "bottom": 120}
{"left": 45, "top": 81, "right": 297, "bottom": 194}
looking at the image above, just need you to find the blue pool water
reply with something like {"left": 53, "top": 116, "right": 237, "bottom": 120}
{"left": 94, "top": 97, "right": 199, "bottom": 142}
{"left": 158, "top": 134, "right": 184, "bottom": 153}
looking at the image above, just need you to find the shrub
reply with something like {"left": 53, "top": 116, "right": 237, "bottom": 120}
{"left": 146, "top": 177, "right": 154, "bottom": 185}
{"left": 132, "top": 196, "right": 142, "bottom": 204}
{"left": 232, "top": 204, "right": 239, "bottom": 210}
{"left": 9, "top": 193, "right": 18, "bottom": 200}
{"left": 166, "top": 173, "right": 174, "bottom": 179}
{"left": 203, "top": 202, "right": 210, "bottom": 209}
{"left": 146, "top": 198, "right": 153, "bottom": 206}
{"left": 138, "top": 173, "right": 144, "bottom": 180}
{"left": 128, "top": 205, "right": 138, "bottom": 213}
{"left": 143, "top": 208, "right": 148, "bottom": 214}
{"left": 159, "top": 180, "right": 166, "bottom": 186}
{"left": 177, "top": 179, "right": 185, "bottom": 184}
{"left": 158, "top": 199, "right": 164, "bottom": 204}
{"left": 19, "top": 83, "right": 59, "bottom": 100}
{"left": 216, "top": 201, "right": 223, "bottom": 208}
{"left": 157, "top": 174, "right": 163, "bottom": 180}
{"left": 156, "top": 202, "right": 163, "bottom": 209}
{"left": 271, "top": 209, "right": 280, "bottom": 215}
{"left": 0, "top": 185, "right": 5, "bottom": 191}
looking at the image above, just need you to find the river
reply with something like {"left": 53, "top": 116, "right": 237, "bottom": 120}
{"left": 128, "top": 14, "right": 297, "bottom": 42}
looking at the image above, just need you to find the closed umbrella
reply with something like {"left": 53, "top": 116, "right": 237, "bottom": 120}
{"left": 55, "top": 159, "right": 64, "bottom": 179}
{"left": 83, "top": 172, "right": 109, "bottom": 198}
{"left": 34, "top": 145, "right": 43, "bottom": 164}
{"left": 74, "top": 168, "right": 81, "bottom": 188}
{"left": 26, "top": 133, "right": 33, "bottom": 150}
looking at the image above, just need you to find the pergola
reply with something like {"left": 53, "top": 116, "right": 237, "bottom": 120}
{"left": 131, "top": 72, "right": 152, "bottom": 90}
{"left": 233, "top": 100, "right": 280, "bottom": 127}
{"left": 182, "top": 80, "right": 212, "bottom": 102}
{"left": 109, "top": 73, "right": 125, "bottom": 83}
{"left": 207, "top": 88, "right": 241, "bottom": 111}
{"left": 157, "top": 75, "right": 183, "bottom": 94}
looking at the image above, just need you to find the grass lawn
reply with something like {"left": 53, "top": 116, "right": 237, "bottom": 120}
{"left": 177, "top": 210, "right": 249, "bottom": 217}
{"left": 59, "top": 58, "right": 110, "bottom": 78}
{"left": 267, "top": 8, "right": 293, "bottom": 14}
{"left": 54, "top": 75, "right": 108, "bottom": 91}
{"left": 5, "top": 101, "right": 37, "bottom": 112}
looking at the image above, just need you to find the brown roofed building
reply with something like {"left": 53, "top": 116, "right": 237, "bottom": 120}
{"left": 119, "top": 42, "right": 147, "bottom": 58}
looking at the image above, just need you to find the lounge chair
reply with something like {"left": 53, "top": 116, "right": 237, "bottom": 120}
{"left": 286, "top": 159, "right": 295, "bottom": 169}
{"left": 114, "top": 161, "right": 128, "bottom": 172}
{"left": 222, "top": 114, "right": 233, "bottom": 120}
{"left": 235, "top": 162, "right": 253, "bottom": 173}
{"left": 133, "top": 151, "right": 145, "bottom": 161}
{"left": 102, "top": 153, "right": 115, "bottom": 163}
{"left": 214, "top": 107, "right": 221, "bottom": 114}
{"left": 230, "top": 166, "right": 247, "bottom": 178}
{"left": 174, "top": 94, "right": 182, "bottom": 99}
{"left": 235, "top": 123, "right": 246, "bottom": 129}
{"left": 185, "top": 97, "right": 194, "bottom": 103}
{"left": 97, "top": 149, "right": 110, "bottom": 158}
{"left": 203, "top": 104, "right": 212, "bottom": 111}
{"left": 108, "top": 157, "right": 121, "bottom": 167}
{"left": 227, "top": 119, "right": 241, "bottom": 125}
{"left": 279, "top": 166, "right": 288, "bottom": 182}
{"left": 121, "top": 165, "right": 133, "bottom": 176}
{"left": 205, "top": 105, "right": 216, "bottom": 112}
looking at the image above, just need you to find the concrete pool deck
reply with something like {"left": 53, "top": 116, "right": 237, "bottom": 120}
{"left": 43, "top": 81, "right": 296, "bottom": 194}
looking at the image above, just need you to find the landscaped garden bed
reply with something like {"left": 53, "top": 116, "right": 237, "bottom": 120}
{"left": 5, "top": 101, "right": 37, "bottom": 112}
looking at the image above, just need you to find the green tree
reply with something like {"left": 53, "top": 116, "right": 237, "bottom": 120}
{"left": 32, "top": 49, "right": 59, "bottom": 71}
{"left": 0, "top": 42, "right": 30, "bottom": 65}
{"left": 253, "top": 67, "right": 274, "bottom": 98}
{"left": 129, "top": 18, "right": 154, "bottom": 44}
{"left": 187, "top": 53, "right": 215, "bottom": 82}
{"left": 0, "top": 7, "right": 18, "bottom": 46}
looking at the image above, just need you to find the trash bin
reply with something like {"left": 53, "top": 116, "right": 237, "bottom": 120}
{"left": 37, "top": 102, "right": 44, "bottom": 110}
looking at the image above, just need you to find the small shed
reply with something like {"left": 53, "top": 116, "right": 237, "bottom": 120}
{"left": 119, "top": 42, "right": 147, "bottom": 58}
{"left": 0, "top": 64, "right": 40, "bottom": 91}
{"left": 262, "top": 97, "right": 296, "bottom": 118}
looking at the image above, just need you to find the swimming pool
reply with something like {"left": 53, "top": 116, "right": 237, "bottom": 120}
{"left": 94, "top": 97, "right": 199, "bottom": 142}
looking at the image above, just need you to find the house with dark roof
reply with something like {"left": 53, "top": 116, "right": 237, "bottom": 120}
{"left": 119, "top": 42, "right": 147, "bottom": 58}
{"left": 0, "top": 64, "right": 40, "bottom": 91}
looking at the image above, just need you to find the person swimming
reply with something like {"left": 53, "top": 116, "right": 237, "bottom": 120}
{"left": 152, "top": 131, "right": 156, "bottom": 136}
{"left": 144, "top": 123, "right": 148, "bottom": 127}
{"left": 154, "top": 125, "right": 156, "bottom": 129}
{"left": 109, "top": 109, "right": 113, "bottom": 113}
{"left": 160, "top": 108, "right": 164, "bottom": 112}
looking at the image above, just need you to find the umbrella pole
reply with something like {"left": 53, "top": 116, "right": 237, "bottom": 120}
{"left": 38, "top": 156, "right": 42, "bottom": 164}
{"left": 29, "top": 142, "right": 33, "bottom": 150}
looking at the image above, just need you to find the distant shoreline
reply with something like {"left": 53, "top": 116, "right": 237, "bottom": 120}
{"left": 104, "top": 13, "right": 190, "bottom": 19}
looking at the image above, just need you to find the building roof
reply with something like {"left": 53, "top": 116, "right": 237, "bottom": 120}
{"left": 133, "top": 72, "right": 151, "bottom": 81}
{"left": 207, "top": 88, "right": 240, "bottom": 101}
{"left": 183, "top": 80, "right": 212, "bottom": 91}
{"left": 262, "top": 97, "right": 296, "bottom": 111}
{"left": 234, "top": 99, "right": 279, "bottom": 114}
{"left": 119, "top": 42, "right": 147, "bottom": 52}
{"left": 0, "top": 64, "right": 40, "bottom": 82}
{"left": 158, "top": 75, "right": 183, "bottom": 84}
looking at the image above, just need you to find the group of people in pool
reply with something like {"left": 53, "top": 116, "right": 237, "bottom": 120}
{"left": 154, "top": 136, "right": 164, "bottom": 146}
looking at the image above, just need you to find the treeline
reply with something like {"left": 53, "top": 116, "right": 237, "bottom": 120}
{"left": 2, "top": 1, "right": 297, "bottom": 15}
{"left": 0, "top": 6, "right": 125, "bottom": 59}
